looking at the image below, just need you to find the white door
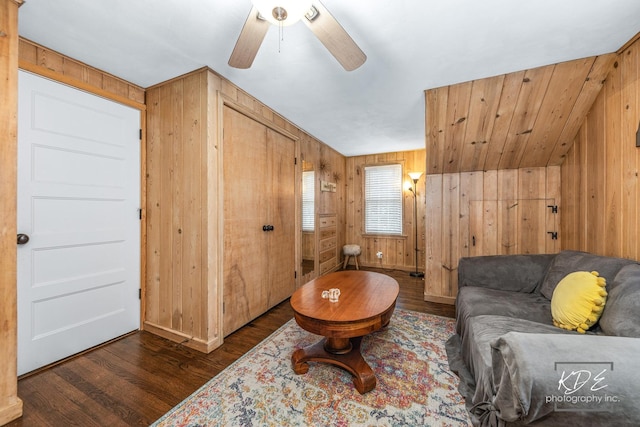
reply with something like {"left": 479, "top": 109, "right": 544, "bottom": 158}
{"left": 17, "top": 70, "right": 141, "bottom": 375}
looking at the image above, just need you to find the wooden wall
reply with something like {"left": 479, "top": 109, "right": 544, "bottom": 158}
{"left": 425, "top": 167, "right": 561, "bottom": 304}
{"left": 426, "top": 54, "right": 615, "bottom": 174}
{"left": 561, "top": 35, "right": 640, "bottom": 260}
{"left": 145, "top": 67, "right": 345, "bottom": 350}
{"left": 145, "top": 69, "right": 218, "bottom": 351}
{"left": 0, "top": 1, "right": 24, "bottom": 424}
{"left": 18, "top": 38, "right": 145, "bottom": 108}
{"left": 345, "top": 150, "right": 426, "bottom": 270}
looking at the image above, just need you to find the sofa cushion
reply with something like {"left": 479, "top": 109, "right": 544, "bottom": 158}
{"left": 458, "top": 253, "right": 555, "bottom": 293}
{"left": 600, "top": 263, "right": 640, "bottom": 337}
{"left": 455, "top": 286, "right": 553, "bottom": 336}
{"left": 551, "top": 271, "right": 607, "bottom": 333}
{"left": 539, "top": 250, "right": 635, "bottom": 299}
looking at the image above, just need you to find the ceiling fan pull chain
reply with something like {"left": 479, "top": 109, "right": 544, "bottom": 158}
{"left": 278, "top": 21, "right": 283, "bottom": 53}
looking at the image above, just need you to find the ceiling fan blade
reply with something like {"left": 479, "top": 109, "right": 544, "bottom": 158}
{"left": 228, "top": 6, "right": 270, "bottom": 69}
{"left": 303, "top": 2, "right": 366, "bottom": 71}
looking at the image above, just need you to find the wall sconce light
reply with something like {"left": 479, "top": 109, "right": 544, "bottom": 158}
{"left": 407, "top": 172, "right": 424, "bottom": 278}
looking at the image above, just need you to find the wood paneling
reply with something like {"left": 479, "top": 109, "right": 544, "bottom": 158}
{"left": 0, "top": 1, "right": 24, "bottom": 423}
{"left": 145, "top": 67, "right": 345, "bottom": 351}
{"left": 425, "top": 167, "right": 561, "bottom": 304}
{"left": 426, "top": 54, "right": 616, "bottom": 173}
{"left": 18, "top": 38, "right": 145, "bottom": 108}
{"left": 422, "top": 49, "right": 625, "bottom": 304}
{"left": 345, "top": 150, "right": 426, "bottom": 271}
{"left": 145, "top": 69, "right": 220, "bottom": 352}
{"left": 561, "top": 36, "right": 640, "bottom": 260}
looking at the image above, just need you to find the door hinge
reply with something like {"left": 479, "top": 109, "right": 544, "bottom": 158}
{"left": 294, "top": 157, "right": 297, "bottom": 165}
{"left": 223, "top": 302, "right": 225, "bottom": 314}
{"left": 547, "top": 231, "right": 558, "bottom": 240}
{"left": 547, "top": 205, "right": 558, "bottom": 214}
{"left": 138, "top": 208, "right": 142, "bottom": 220}
{"left": 138, "top": 289, "right": 142, "bottom": 299}
{"left": 294, "top": 270, "right": 297, "bottom": 279}
{"left": 139, "top": 129, "right": 143, "bottom": 140}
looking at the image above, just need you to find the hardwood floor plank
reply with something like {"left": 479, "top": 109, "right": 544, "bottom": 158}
{"left": 84, "top": 348, "right": 195, "bottom": 408}
{"left": 8, "top": 267, "right": 454, "bottom": 426}
{"left": 54, "top": 361, "right": 151, "bottom": 426}
{"left": 102, "top": 335, "right": 217, "bottom": 386}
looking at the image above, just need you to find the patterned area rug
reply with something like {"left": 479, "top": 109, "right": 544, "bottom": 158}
{"left": 153, "top": 309, "right": 471, "bottom": 426}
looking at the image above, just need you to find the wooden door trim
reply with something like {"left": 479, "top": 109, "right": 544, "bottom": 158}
{"left": 1, "top": 0, "right": 23, "bottom": 423}
{"left": 18, "top": 61, "right": 146, "bottom": 111}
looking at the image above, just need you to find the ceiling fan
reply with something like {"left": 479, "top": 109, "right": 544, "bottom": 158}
{"left": 228, "top": 0, "right": 366, "bottom": 71}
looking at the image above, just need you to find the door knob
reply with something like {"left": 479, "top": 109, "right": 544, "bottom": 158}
{"left": 17, "top": 233, "right": 30, "bottom": 245}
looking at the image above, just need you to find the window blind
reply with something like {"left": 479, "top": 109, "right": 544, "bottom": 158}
{"left": 302, "top": 171, "right": 315, "bottom": 232}
{"left": 364, "top": 164, "right": 402, "bottom": 235}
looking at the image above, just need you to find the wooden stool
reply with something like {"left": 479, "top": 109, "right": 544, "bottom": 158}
{"left": 342, "top": 244, "right": 361, "bottom": 270}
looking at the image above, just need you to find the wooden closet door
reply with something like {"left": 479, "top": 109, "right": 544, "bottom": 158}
{"left": 223, "top": 106, "right": 269, "bottom": 336}
{"left": 265, "top": 128, "right": 296, "bottom": 307}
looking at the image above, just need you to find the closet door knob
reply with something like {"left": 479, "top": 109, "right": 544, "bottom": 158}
{"left": 17, "top": 233, "right": 30, "bottom": 245}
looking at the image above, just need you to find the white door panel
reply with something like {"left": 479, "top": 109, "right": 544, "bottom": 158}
{"left": 17, "top": 70, "right": 140, "bottom": 375}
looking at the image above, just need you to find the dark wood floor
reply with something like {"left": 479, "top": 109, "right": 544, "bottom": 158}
{"left": 8, "top": 267, "right": 455, "bottom": 427}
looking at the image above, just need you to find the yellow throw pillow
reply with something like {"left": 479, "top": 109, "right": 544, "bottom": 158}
{"left": 551, "top": 271, "right": 607, "bottom": 333}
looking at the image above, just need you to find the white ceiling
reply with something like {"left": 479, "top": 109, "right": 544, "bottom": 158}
{"left": 18, "top": 0, "right": 640, "bottom": 156}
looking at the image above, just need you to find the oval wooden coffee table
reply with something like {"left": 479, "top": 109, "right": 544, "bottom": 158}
{"left": 290, "top": 270, "right": 399, "bottom": 394}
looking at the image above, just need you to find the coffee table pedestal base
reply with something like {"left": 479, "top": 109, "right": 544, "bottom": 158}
{"left": 291, "top": 336, "right": 376, "bottom": 394}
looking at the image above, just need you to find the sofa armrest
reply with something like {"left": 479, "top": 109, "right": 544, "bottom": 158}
{"left": 476, "top": 332, "right": 640, "bottom": 426}
{"left": 458, "top": 253, "right": 555, "bottom": 293}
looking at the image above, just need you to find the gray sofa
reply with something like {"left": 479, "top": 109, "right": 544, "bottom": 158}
{"left": 446, "top": 250, "right": 640, "bottom": 426}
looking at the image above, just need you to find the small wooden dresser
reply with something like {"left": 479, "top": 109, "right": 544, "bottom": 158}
{"left": 318, "top": 213, "right": 338, "bottom": 274}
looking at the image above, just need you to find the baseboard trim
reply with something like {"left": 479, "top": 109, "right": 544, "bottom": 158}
{"left": 143, "top": 322, "right": 223, "bottom": 353}
{"left": 0, "top": 397, "right": 23, "bottom": 425}
{"left": 423, "top": 294, "right": 456, "bottom": 305}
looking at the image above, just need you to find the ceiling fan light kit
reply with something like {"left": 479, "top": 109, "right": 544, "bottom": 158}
{"left": 229, "top": 1, "right": 366, "bottom": 71}
{"left": 251, "top": 0, "right": 312, "bottom": 26}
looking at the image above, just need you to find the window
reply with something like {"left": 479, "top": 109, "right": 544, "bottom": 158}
{"left": 364, "top": 164, "right": 402, "bottom": 235}
{"left": 302, "top": 170, "right": 315, "bottom": 232}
